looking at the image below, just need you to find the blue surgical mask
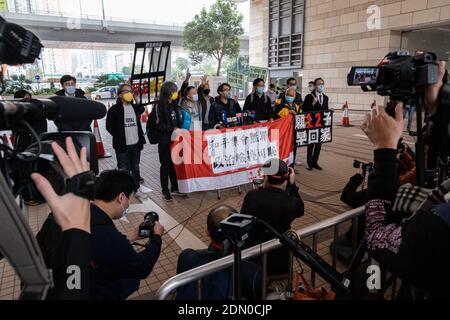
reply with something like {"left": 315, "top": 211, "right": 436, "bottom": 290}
{"left": 256, "top": 87, "right": 265, "bottom": 94}
{"left": 286, "top": 96, "right": 295, "bottom": 104}
{"left": 224, "top": 91, "right": 232, "bottom": 99}
{"left": 192, "top": 94, "right": 199, "bottom": 102}
{"left": 65, "top": 85, "right": 76, "bottom": 95}
{"left": 316, "top": 85, "right": 325, "bottom": 93}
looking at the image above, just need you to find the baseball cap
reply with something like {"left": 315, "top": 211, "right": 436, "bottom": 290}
{"left": 261, "top": 158, "right": 289, "bottom": 181}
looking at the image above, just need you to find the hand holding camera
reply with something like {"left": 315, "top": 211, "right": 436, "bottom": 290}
{"left": 31, "top": 137, "right": 91, "bottom": 233}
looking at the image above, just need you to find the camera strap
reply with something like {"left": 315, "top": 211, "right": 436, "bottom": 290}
{"left": 64, "top": 171, "right": 96, "bottom": 200}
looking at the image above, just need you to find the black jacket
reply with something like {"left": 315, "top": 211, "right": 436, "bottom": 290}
{"left": 106, "top": 101, "right": 146, "bottom": 152}
{"left": 54, "top": 89, "right": 92, "bottom": 132}
{"left": 90, "top": 205, "right": 162, "bottom": 300}
{"left": 152, "top": 100, "right": 179, "bottom": 145}
{"left": 198, "top": 86, "right": 216, "bottom": 129}
{"left": 36, "top": 215, "right": 92, "bottom": 300}
{"left": 366, "top": 149, "right": 450, "bottom": 299}
{"left": 243, "top": 93, "right": 274, "bottom": 121}
{"left": 241, "top": 183, "right": 304, "bottom": 275}
{"left": 302, "top": 90, "right": 329, "bottom": 113}
{"left": 210, "top": 97, "right": 242, "bottom": 127}
{"left": 176, "top": 243, "right": 262, "bottom": 300}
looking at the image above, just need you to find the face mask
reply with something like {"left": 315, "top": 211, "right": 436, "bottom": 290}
{"left": 224, "top": 91, "right": 231, "bottom": 99}
{"left": 203, "top": 89, "right": 211, "bottom": 96}
{"left": 121, "top": 203, "right": 130, "bottom": 219}
{"left": 256, "top": 87, "right": 265, "bottom": 94}
{"left": 316, "top": 85, "right": 325, "bottom": 93}
{"left": 122, "top": 92, "right": 134, "bottom": 103}
{"left": 171, "top": 91, "right": 179, "bottom": 101}
{"left": 308, "top": 85, "right": 314, "bottom": 92}
{"left": 289, "top": 84, "right": 297, "bottom": 90}
{"left": 285, "top": 96, "right": 295, "bottom": 104}
{"left": 65, "top": 85, "right": 76, "bottom": 95}
{"left": 192, "top": 94, "right": 199, "bottom": 102}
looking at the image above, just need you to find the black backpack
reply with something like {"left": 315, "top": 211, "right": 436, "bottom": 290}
{"left": 146, "top": 105, "right": 159, "bottom": 144}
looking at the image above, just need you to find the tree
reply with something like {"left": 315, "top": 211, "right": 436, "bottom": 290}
{"left": 183, "top": 0, "right": 244, "bottom": 76}
{"left": 5, "top": 75, "right": 32, "bottom": 95}
{"left": 122, "top": 66, "right": 132, "bottom": 75}
{"left": 94, "top": 74, "right": 124, "bottom": 88}
{"left": 225, "top": 55, "right": 249, "bottom": 74}
{"left": 175, "top": 57, "right": 189, "bottom": 73}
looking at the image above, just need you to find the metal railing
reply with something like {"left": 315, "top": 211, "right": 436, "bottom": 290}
{"left": 155, "top": 206, "right": 366, "bottom": 300}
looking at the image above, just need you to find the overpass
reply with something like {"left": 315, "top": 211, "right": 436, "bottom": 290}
{"left": 1, "top": 11, "right": 249, "bottom": 53}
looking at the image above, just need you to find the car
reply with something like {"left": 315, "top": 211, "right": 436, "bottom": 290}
{"left": 91, "top": 86, "right": 118, "bottom": 100}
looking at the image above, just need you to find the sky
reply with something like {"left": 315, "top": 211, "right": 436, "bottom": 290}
{"left": 60, "top": 0, "right": 250, "bottom": 31}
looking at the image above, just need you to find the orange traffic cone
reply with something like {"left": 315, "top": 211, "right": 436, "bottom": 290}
{"left": 93, "top": 120, "right": 112, "bottom": 158}
{"left": 341, "top": 101, "right": 350, "bottom": 126}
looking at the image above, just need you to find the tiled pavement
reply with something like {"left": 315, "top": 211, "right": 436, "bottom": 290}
{"left": 0, "top": 111, "right": 414, "bottom": 300}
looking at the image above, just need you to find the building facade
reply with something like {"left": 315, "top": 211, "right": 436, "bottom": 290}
{"left": 249, "top": 0, "right": 450, "bottom": 110}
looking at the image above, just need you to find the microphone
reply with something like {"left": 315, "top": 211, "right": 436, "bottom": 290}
{"left": 0, "top": 97, "right": 107, "bottom": 130}
{"left": 48, "top": 96, "right": 107, "bottom": 121}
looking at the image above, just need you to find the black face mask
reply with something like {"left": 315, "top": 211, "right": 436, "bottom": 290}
{"left": 204, "top": 89, "right": 211, "bottom": 96}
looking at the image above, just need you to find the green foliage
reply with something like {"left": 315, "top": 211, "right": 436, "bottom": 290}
{"left": 32, "top": 87, "right": 58, "bottom": 95}
{"left": 225, "top": 55, "right": 249, "bottom": 74}
{"left": 4, "top": 75, "right": 32, "bottom": 95}
{"left": 183, "top": 0, "right": 244, "bottom": 76}
{"left": 94, "top": 74, "right": 124, "bottom": 88}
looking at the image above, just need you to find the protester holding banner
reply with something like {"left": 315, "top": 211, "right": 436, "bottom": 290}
{"left": 197, "top": 76, "right": 216, "bottom": 130}
{"left": 210, "top": 83, "right": 242, "bottom": 128}
{"left": 154, "top": 81, "right": 183, "bottom": 201}
{"left": 178, "top": 86, "right": 203, "bottom": 131}
{"left": 275, "top": 77, "right": 303, "bottom": 108}
{"left": 303, "top": 77, "right": 329, "bottom": 171}
{"left": 275, "top": 87, "right": 303, "bottom": 172}
{"left": 243, "top": 78, "right": 274, "bottom": 122}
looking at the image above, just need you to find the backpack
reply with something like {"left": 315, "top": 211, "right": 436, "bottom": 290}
{"left": 146, "top": 105, "right": 159, "bottom": 144}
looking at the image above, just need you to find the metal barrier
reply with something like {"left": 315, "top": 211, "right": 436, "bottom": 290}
{"left": 155, "top": 206, "right": 366, "bottom": 300}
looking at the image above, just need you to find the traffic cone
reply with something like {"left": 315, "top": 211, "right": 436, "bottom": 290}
{"left": 93, "top": 120, "right": 112, "bottom": 158}
{"left": 141, "top": 108, "right": 149, "bottom": 123}
{"left": 341, "top": 101, "right": 350, "bottom": 126}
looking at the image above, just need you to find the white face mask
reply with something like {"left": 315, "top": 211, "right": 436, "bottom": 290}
{"left": 121, "top": 204, "right": 129, "bottom": 219}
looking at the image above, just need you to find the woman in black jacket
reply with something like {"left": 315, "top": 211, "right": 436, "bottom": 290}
{"left": 154, "top": 81, "right": 183, "bottom": 201}
{"left": 106, "top": 84, "right": 146, "bottom": 189}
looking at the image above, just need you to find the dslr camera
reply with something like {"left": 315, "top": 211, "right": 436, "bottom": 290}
{"left": 138, "top": 212, "right": 160, "bottom": 238}
{"left": 353, "top": 160, "right": 373, "bottom": 175}
{"left": 347, "top": 50, "right": 439, "bottom": 98}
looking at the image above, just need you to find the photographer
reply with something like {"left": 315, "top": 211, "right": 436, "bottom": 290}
{"left": 90, "top": 170, "right": 165, "bottom": 300}
{"left": 33, "top": 137, "right": 92, "bottom": 300}
{"left": 361, "top": 58, "right": 450, "bottom": 298}
{"left": 241, "top": 159, "right": 304, "bottom": 292}
{"left": 176, "top": 205, "right": 261, "bottom": 300}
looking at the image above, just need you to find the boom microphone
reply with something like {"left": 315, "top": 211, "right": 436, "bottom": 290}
{"left": 0, "top": 96, "right": 107, "bottom": 129}
{"left": 48, "top": 96, "right": 107, "bottom": 121}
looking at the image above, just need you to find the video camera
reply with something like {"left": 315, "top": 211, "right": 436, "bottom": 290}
{"left": 347, "top": 50, "right": 439, "bottom": 98}
{"left": 138, "top": 212, "right": 160, "bottom": 238}
{"left": 0, "top": 17, "right": 106, "bottom": 201}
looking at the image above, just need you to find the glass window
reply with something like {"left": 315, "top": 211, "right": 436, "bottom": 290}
{"left": 269, "top": 0, "right": 305, "bottom": 69}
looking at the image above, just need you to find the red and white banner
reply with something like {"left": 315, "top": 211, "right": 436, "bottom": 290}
{"left": 171, "top": 116, "right": 294, "bottom": 193}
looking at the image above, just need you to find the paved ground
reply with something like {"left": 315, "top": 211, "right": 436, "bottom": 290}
{"left": 0, "top": 109, "right": 414, "bottom": 300}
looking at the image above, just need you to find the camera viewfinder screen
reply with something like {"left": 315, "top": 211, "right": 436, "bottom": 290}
{"left": 353, "top": 67, "right": 379, "bottom": 85}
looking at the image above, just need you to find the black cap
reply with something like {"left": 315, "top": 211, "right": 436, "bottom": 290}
{"left": 261, "top": 158, "right": 289, "bottom": 180}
